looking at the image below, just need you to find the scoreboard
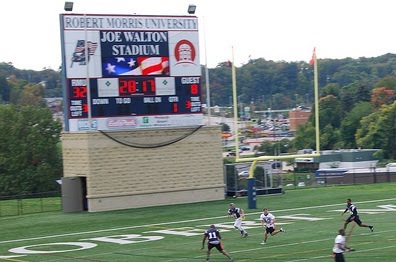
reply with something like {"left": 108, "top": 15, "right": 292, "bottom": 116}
{"left": 60, "top": 14, "right": 203, "bottom": 131}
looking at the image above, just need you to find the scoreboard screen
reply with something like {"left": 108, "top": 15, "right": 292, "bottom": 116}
{"left": 60, "top": 14, "right": 203, "bottom": 131}
{"left": 68, "top": 76, "right": 201, "bottom": 117}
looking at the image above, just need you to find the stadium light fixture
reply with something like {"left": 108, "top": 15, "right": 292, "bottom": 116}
{"left": 64, "top": 1, "right": 74, "bottom": 11}
{"left": 187, "top": 4, "right": 196, "bottom": 14}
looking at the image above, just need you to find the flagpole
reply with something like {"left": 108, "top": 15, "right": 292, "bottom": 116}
{"left": 231, "top": 46, "right": 240, "bottom": 159}
{"left": 313, "top": 49, "right": 320, "bottom": 153}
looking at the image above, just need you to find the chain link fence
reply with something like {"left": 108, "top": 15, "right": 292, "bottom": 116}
{"left": 0, "top": 191, "right": 61, "bottom": 217}
{"left": 225, "top": 163, "right": 284, "bottom": 197}
{"left": 225, "top": 164, "right": 396, "bottom": 195}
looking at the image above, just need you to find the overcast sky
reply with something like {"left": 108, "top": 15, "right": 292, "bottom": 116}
{"left": 1, "top": 0, "right": 395, "bottom": 71}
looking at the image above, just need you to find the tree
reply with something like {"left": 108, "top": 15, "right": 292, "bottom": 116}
{"left": 291, "top": 123, "right": 316, "bottom": 151}
{"left": 339, "top": 88, "right": 356, "bottom": 115}
{"left": 318, "top": 95, "right": 342, "bottom": 129}
{"left": 374, "top": 76, "right": 396, "bottom": 90}
{"left": 256, "top": 138, "right": 290, "bottom": 156}
{"left": 340, "top": 102, "right": 373, "bottom": 148}
{"left": 0, "top": 105, "right": 63, "bottom": 195}
{"left": 256, "top": 141, "right": 274, "bottom": 155}
{"left": 356, "top": 102, "right": 396, "bottom": 159}
{"left": 354, "top": 85, "right": 372, "bottom": 103}
{"left": 0, "top": 74, "right": 10, "bottom": 103}
{"left": 321, "top": 83, "right": 340, "bottom": 97}
{"left": 371, "top": 87, "right": 395, "bottom": 110}
{"left": 320, "top": 124, "right": 339, "bottom": 150}
{"left": 18, "top": 83, "right": 46, "bottom": 107}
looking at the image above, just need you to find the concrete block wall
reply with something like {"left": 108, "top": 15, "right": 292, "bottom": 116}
{"left": 61, "top": 125, "right": 225, "bottom": 212}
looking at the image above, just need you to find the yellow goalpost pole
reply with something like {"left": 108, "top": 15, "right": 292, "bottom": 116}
{"left": 233, "top": 48, "right": 321, "bottom": 179}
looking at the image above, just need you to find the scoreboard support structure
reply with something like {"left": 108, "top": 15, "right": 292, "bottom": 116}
{"left": 61, "top": 126, "right": 224, "bottom": 212}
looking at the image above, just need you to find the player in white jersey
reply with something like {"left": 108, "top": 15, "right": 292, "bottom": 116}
{"left": 227, "top": 203, "right": 248, "bottom": 237}
{"left": 259, "top": 208, "right": 285, "bottom": 244}
{"left": 332, "top": 228, "right": 354, "bottom": 262}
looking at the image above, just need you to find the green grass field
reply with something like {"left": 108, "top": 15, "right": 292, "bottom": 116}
{"left": 1, "top": 183, "right": 396, "bottom": 261}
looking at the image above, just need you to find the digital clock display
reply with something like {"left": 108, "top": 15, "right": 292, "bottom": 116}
{"left": 67, "top": 76, "right": 202, "bottom": 119}
{"left": 119, "top": 78, "right": 156, "bottom": 96}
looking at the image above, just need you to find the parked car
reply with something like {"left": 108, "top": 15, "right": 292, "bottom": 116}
{"left": 238, "top": 171, "right": 249, "bottom": 177}
{"left": 386, "top": 163, "right": 396, "bottom": 171}
{"left": 227, "top": 151, "right": 236, "bottom": 157}
{"left": 240, "top": 146, "right": 250, "bottom": 151}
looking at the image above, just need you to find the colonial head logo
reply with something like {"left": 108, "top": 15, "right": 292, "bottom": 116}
{"left": 71, "top": 40, "right": 98, "bottom": 67}
{"left": 174, "top": 39, "right": 196, "bottom": 65}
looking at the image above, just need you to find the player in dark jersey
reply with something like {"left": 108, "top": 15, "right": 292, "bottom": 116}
{"left": 202, "top": 225, "right": 234, "bottom": 262}
{"left": 228, "top": 203, "right": 248, "bottom": 237}
{"left": 342, "top": 198, "right": 373, "bottom": 232}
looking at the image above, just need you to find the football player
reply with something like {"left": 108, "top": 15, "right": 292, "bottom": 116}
{"left": 259, "top": 208, "right": 285, "bottom": 244}
{"left": 342, "top": 198, "right": 373, "bottom": 232}
{"left": 202, "top": 225, "right": 234, "bottom": 262}
{"left": 228, "top": 203, "right": 248, "bottom": 237}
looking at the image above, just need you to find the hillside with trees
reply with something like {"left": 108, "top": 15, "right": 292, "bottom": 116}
{"left": 204, "top": 53, "right": 396, "bottom": 110}
{"left": 0, "top": 63, "right": 63, "bottom": 196}
{"left": 0, "top": 53, "right": 396, "bottom": 196}
{"left": 2, "top": 53, "right": 396, "bottom": 109}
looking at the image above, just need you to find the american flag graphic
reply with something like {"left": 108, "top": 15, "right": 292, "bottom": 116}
{"left": 71, "top": 40, "right": 98, "bottom": 66}
{"left": 102, "top": 56, "right": 169, "bottom": 77}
